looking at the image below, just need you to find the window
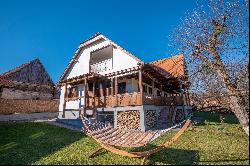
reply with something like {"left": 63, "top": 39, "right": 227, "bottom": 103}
{"left": 90, "top": 45, "right": 113, "bottom": 73}
{"left": 118, "top": 82, "right": 126, "bottom": 94}
{"left": 67, "top": 86, "right": 78, "bottom": 98}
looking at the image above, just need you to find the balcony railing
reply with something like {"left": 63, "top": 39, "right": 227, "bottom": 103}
{"left": 84, "top": 92, "right": 185, "bottom": 109}
{"left": 86, "top": 92, "right": 142, "bottom": 109}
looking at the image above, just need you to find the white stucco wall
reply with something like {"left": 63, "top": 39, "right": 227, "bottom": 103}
{"left": 65, "top": 38, "right": 139, "bottom": 80}
{"left": 59, "top": 84, "right": 85, "bottom": 112}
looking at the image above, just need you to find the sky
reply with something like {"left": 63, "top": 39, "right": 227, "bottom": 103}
{"left": 0, "top": 0, "right": 197, "bottom": 83}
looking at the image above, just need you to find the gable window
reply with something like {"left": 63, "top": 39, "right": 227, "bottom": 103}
{"left": 90, "top": 45, "right": 113, "bottom": 73}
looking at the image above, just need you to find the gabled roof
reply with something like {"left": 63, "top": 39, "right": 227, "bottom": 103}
{"left": 58, "top": 32, "right": 143, "bottom": 83}
{"left": 0, "top": 59, "right": 40, "bottom": 78}
{"left": 148, "top": 54, "right": 185, "bottom": 78}
{"left": 0, "top": 58, "right": 54, "bottom": 86}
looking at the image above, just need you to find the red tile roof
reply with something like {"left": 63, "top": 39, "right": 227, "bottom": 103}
{"left": 148, "top": 54, "right": 185, "bottom": 78}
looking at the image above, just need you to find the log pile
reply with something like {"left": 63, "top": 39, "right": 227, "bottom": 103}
{"left": 146, "top": 110, "right": 157, "bottom": 129}
{"left": 117, "top": 110, "right": 140, "bottom": 130}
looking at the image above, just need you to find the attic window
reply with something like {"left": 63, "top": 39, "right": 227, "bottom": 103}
{"left": 90, "top": 45, "right": 113, "bottom": 73}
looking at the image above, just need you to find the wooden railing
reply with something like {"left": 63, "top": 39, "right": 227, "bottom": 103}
{"left": 85, "top": 92, "right": 185, "bottom": 108}
{"left": 143, "top": 95, "right": 184, "bottom": 106}
{"left": 86, "top": 92, "right": 142, "bottom": 109}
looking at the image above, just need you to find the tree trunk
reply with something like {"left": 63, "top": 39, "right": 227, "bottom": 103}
{"left": 228, "top": 95, "right": 249, "bottom": 136}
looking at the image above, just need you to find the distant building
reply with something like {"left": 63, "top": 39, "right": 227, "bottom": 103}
{"left": 0, "top": 59, "right": 57, "bottom": 100}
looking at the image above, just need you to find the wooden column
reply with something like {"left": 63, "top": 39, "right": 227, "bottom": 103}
{"left": 152, "top": 78, "right": 155, "bottom": 97}
{"left": 160, "top": 84, "right": 163, "bottom": 96}
{"left": 115, "top": 77, "right": 118, "bottom": 95}
{"left": 93, "top": 80, "right": 96, "bottom": 107}
{"left": 62, "top": 83, "right": 68, "bottom": 118}
{"left": 83, "top": 78, "right": 87, "bottom": 116}
{"left": 100, "top": 82, "right": 103, "bottom": 97}
{"left": 106, "top": 80, "right": 109, "bottom": 96}
{"left": 111, "top": 78, "right": 114, "bottom": 96}
{"left": 139, "top": 70, "right": 143, "bottom": 105}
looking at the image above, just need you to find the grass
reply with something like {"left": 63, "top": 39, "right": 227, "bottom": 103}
{"left": 0, "top": 112, "right": 249, "bottom": 165}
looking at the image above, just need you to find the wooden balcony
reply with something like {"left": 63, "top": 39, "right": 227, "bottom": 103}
{"left": 85, "top": 92, "right": 185, "bottom": 109}
{"left": 143, "top": 95, "right": 184, "bottom": 106}
{"left": 86, "top": 92, "right": 142, "bottom": 109}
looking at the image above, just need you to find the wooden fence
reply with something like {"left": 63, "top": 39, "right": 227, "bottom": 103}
{"left": 0, "top": 99, "right": 59, "bottom": 115}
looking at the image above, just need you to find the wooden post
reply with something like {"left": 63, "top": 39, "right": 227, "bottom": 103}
{"left": 152, "top": 78, "right": 155, "bottom": 97}
{"left": 115, "top": 77, "right": 118, "bottom": 95}
{"left": 111, "top": 78, "right": 114, "bottom": 96}
{"left": 139, "top": 70, "right": 143, "bottom": 105}
{"left": 100, "top": 82, "right": 103, "bottom": 97}
{"left": 160, "top": 84, "right": 163, "bottom": 96}
{"left": 106, "top": 80, "right": 109, "bottom": 96}
{"left": 84, "top": 78, "right": 87, "bottom": 116}
{"left": 62, "top": 83, "right": 68, "bottom": 118}
{"left": 93, "top": 80, "right": 96, "bottom": 107}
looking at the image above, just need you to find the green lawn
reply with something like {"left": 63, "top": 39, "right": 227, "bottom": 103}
{"left": 0, "top": 112, "right": 249, "bottom": 165}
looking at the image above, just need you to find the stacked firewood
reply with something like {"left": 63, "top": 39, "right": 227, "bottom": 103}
{"left": 146, "top": 110, "right": 156, "bottom": 129}
{"left": 117, "top": 110, "right": 140, "bottom": 130}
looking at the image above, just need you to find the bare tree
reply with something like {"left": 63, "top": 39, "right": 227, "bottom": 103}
{"left": 171, "top": 0, "right": 249, "bottom": 135}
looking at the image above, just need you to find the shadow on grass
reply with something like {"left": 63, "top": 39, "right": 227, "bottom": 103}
{"left": 0, "top": 122, "right": 85, "bottom": 165}
{"left": 193, "top": 111, "right": 239, "bottom": 125}
{"left": 149, "top": 147, "right": 199, "bottom": 165}
{"left": 199, "top": 158, "right": 249, "bottom": 163}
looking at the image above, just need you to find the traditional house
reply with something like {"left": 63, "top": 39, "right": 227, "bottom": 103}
{"left": 0, "top": 59, "right": 56, "bottom": 100}
{"left": 57, "top": 32, "right": 192, "bottom": 131}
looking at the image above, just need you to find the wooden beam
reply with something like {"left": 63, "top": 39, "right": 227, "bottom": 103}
{"left": 160, "top": 85, "right": 163, "bottom": 96}
{"left": 100, "top": 82, "right": 103, "bottom": 97}
{"left": 84, "top": 78, "right": 87, "bottom": 116}
{"left": 106, "top": 80, "right": 109, "bottom": 96}
{"left": 152, "top": 78, "right": 155, "bottom": 97}
{"left": 110, "top": 78, "right": 113, "bottom": 96}
{"left": 93, "top": 80, "right": 96, "bottom": 107}
{"left": 62, "top": 83, "right": 68, "bottom": 118}
{"left": 139, "top": 70, "right": 143, "bottom": 105}
{"left": 115, "top": 77, "right": 118, "bottom": 95}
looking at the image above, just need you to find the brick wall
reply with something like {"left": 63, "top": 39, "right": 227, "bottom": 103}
{"left": 0, "top": 99, "right": 59, "bottom": 115}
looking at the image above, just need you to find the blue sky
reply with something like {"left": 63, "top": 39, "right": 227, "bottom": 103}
{"left": 0, "top": 0, "right": 196, "bottom": 83}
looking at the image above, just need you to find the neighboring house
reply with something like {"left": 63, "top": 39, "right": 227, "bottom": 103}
{"left": 57, "top": 32, "right": 192, "bottom": 131}
{"left": 0, "top": 59, "right": 56, "bottom": 100}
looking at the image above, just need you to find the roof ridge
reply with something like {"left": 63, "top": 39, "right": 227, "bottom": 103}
{"left": 0, "top": 58, "right": 40, "bottom": 78}
{"left": 80, "top": 32, "right": 102, "bottom": 44}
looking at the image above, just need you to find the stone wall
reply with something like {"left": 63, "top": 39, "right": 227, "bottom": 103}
{"left": 1, "top": 88, "right": 53, "bottom": 100}
{"left": 0, "top": 99, "right": 59, "bottom": 115}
